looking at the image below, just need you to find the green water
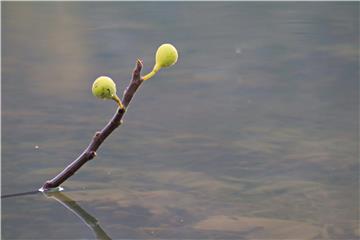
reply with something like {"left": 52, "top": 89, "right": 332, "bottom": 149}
{"left": 2, "top": 2, "right": 359, "bottom": 239}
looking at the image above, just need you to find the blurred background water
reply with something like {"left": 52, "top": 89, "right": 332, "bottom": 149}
{"left": 2, "top": 2, "right": 359, "bottom": 239}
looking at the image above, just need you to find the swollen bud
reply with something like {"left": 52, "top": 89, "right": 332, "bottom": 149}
{"left": 92, "top": 76, "right": 117, "bottom": 99}
{"left": 142, "top": 43, "right": 178, "bottom": 81}
{"left": 92, "top": 76, "right": 124, "bottom": 109}
{"left": 155, "top": 43, "right": 178, "bottom": 68}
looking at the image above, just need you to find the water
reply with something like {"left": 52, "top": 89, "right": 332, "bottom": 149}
{"left": 2, "top": 2, "right": 359, "bottom": 239}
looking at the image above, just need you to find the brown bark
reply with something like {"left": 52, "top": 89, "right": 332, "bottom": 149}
{"left": 40, "top": 60, "right": 144, "bottom": 191}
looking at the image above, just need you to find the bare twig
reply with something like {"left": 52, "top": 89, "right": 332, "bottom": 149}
{"left": 40, "top": 60, "right": 144, "bottom": 191}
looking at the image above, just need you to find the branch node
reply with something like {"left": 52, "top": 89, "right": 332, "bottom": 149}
{"left": 88, "top": 151, "right": 97, "bottom": 160}
{"left": 118, "top": 107, "right": 126, "bottom": 114}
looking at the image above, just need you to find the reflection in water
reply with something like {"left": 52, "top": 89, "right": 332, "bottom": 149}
{"left": 44, "top": 191, "right": 112, "bottom": 240}
{"left": 1, "top": 190, "right": 39, "bottom": 199}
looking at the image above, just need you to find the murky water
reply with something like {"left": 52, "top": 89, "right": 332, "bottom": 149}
{"left": 2, "top": 2, "right": 359, "bottom": 239}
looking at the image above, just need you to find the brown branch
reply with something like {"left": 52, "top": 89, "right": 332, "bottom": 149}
{"left": 40, "top": 60, "right": 144, "bottom": 191}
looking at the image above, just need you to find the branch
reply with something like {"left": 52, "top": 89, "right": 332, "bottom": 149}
{"left": 40, "top": 60, "right": 144, "bottom": 191}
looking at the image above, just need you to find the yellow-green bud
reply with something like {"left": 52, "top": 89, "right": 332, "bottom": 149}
{"left": 92, "top": 76, "right": 117, "bottom": 100}
{"left": 142, "top": 43, "right": 178, "bottom": 81}
{"left": 155, "top": 43, "right": 178, "bottom": 68}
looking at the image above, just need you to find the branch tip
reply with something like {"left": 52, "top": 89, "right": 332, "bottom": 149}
{"left": 133, "top": 59, "right": 143, "bottom": 80}
{"left": 136, "top": 58, "right": 143, "bottom": 66}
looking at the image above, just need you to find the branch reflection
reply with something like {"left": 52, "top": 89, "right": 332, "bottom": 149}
{"left": 44, "top": 191, "right": 112, "bottom": 240}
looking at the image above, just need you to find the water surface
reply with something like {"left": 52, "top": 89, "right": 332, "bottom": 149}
{"left": 2, "top": 2, "right": 359, "bottom": 239}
